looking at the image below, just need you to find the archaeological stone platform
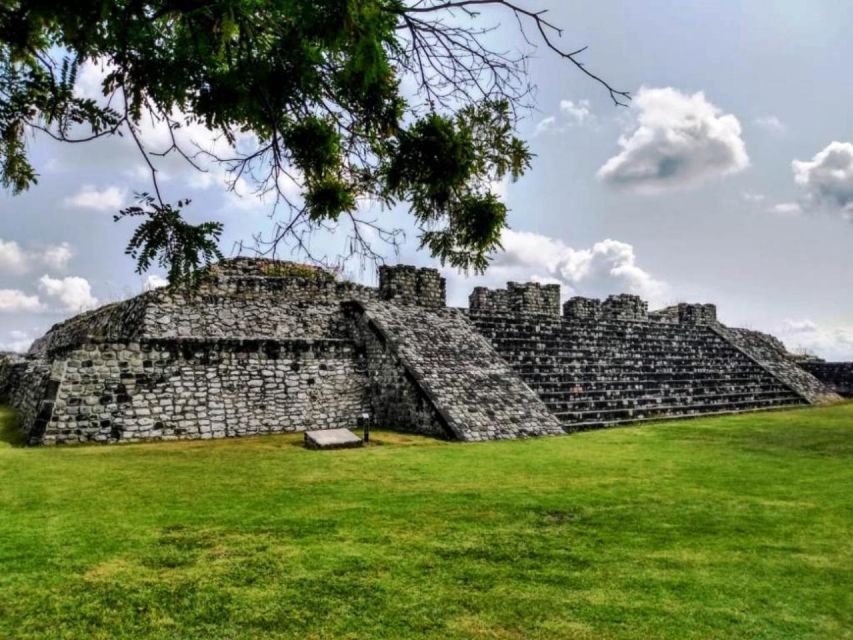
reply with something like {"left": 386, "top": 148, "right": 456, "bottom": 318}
{"left": 0, "top": 258, "right": 840, "bottom": 445}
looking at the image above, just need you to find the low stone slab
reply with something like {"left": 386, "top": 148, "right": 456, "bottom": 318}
{"left": 304, "top": 428, "right": 363, "bottom": 450}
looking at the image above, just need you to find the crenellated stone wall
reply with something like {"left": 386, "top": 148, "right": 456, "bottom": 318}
{"left": 602, "top": 294, "right": 648, "bottom": 321}
{"left": 469, "top": 282, "right": 560, "bottom": 316}
{"left": 563, "top": 297, "right": 602, "bottom": 321}
{"left": 650, "top": 303, "right": 717, "bottom": 325}
{"left": 378, "top": 265, "right": 446, "bottom": 308}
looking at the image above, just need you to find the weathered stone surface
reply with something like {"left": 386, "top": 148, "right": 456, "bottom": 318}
{"left": 0, "top": 258, "right": 836, "bottom": 446}
{"left": 470, "top": 282, "right": 560, "bottom": 316}
{"left": 602, "top": 294, "right": 648, "bottom": 321}
{"left": 799, "top": 361, "right": 853, "bottom": 397}
{"left": 711, "top": 324, "right": 842, "bottom": 404}
{"left": 304, "top": 428, "right": 363, "bottom": 449}
{"left": 378, "top": 265, "right": 445, "bottom": 308}
{"left": 350, "top": 301, "right": 563, "bottom": 441}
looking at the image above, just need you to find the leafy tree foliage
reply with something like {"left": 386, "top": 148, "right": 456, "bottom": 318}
{"left": 0, "top": 0, "right": 628, "bottom": 283}
{"left": 117, "top": 195, "right": 223, "bottom": 287}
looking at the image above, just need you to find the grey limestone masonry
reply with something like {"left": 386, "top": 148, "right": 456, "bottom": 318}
{"left": 351, "top": 301, "right": 564, "bottom": 441}
{"left": 470, "top": 282, "right": 560, "bottom": 316}
{"left": 799, "top": 362, "right": 853, "bottom": 397}
{"left": 0, "top": 257, "right": 841, "bottom": 445}
{"left": 709, "top": 325, "right": 841, "bottom": 405}
{"left": 601, "top": 294, "right": 648, "bottom": 321}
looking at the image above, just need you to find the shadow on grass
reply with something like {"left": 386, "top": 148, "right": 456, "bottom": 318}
{"left": 0, "top": 407, "right": 27, "bottom": 447}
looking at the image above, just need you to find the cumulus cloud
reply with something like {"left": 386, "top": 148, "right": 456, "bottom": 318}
{"left": 777, "top": 318, "right": 853, "bottom": 360}
{"left": 0, "top": 238, "right": 74, "bottom": 273}
{"left": 38, "top": 243, "right": 74, "bottom": 270}
{"left": 559, "top": 99, "right": 592, "bottom": 125}
{"left": 768, "top": 202, "right": 802, "bottom": 215}
{"left": 64, "top": 185, "right": 126, "bottom": 211}
{"left": 38, "top": 275, "right": 98, "bottom": 312}
{"left": 0, "top": 239, "right": 29, "bottom": 274}
{"left": 753, "top": 115, "right": 786, "bottom": 133}
{"left": 490, "top": 229, "right": 669, "bottom": 306}
{"left": 143, "top": 274, "right": 169, "bottom": 291}
{"left": 534, "top": 115, "right": 557, "bottom": 136}
{"left": 0, "top": 290, "right": 42, "bottom": 313}
{"left": 792, "top": 141, "right": 853, "bottom": 215}
{"left": 597, "top": 87, "right": 748, "bottom": 192}
{"left": 534, "top": 99, "right": 593, "bottom": 136}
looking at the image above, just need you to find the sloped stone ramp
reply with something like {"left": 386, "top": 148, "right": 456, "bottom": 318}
{"left": 349, "top": 301, "right": 564, "bottom": 442}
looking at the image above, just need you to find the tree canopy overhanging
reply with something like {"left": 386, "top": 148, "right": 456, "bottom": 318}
{"left": 0, "top": 0, "right": 629, "bottom": 284}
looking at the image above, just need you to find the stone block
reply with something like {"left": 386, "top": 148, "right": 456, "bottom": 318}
{"left": 563, "top": 297, "right": 602, "bottom": 320}
{"left": 304, "top": 428, "right": 363, "bottom": 450}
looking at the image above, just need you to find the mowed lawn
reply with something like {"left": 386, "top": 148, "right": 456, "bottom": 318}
{"left": 0, "top": 405, "right": 851, "bottom": 640}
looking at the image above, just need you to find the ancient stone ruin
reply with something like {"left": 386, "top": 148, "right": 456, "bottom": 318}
{"left": 0, "top": 258, "right": 843, "bottom": 445}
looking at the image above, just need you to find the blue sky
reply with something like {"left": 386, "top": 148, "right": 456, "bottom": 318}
{"left": 2, "top": 0, "right": 852, "bottom": 358}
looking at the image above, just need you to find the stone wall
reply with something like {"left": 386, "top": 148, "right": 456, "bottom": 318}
{"left": 29, "top": 264, "right": 378, "bottom": 356}
{"left": 469, "top": 282, "right": 560, "bottom": 316}
{"left": 0, "top": 355, "right": 58, "bottom": 443}
{"left": 378, "top": 265, "right": 446, "bottom": 308}
{"left": 28, "top": 295, "right": 150, "bottom": 356}
{"left": 2, "top": 258, "right": 836, "bottom": 447}
{"left": 36, "top": 338, "right": 369, "bottom": 445}
{"left": 650, "top": 303, "right": 717, "bottom": 325}
{"left": 602, "top": 294, "right": 648, "bottom": 321}
{"left": 563, "top": 297, "right": 602, "bottom": 321}
{"left": 799, "top": 362, "right": 853, "bottom": 397}
{"left": 138, "top": 278, "right": 376, "bottom": 341}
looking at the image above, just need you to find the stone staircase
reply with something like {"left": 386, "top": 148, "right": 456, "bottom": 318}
{"left": 469, "top": 313, "right": 808, "bottom": 431}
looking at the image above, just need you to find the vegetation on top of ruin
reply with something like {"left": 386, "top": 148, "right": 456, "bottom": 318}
{"left": 0, "top": 1, "right": 629, "bottom": 284}
{"left": 255, "top": 260, "right": 336, "bottom": 282}
{"left": 0, "top": 402, "right": 850, "bottom": 638}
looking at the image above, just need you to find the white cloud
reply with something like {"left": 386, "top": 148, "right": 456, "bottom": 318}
{"left": 768, "top": 202, "right": 802, "bottom": 215}
{"left": 560, "top": 99, "right": 593, "bottom": 125}
{"left": 0, "top": 239, "right": 74, "bottom": 273}
{"left": 490, "top": 229, "right": 669, "bottom": 306}
{"left": 0, "top": 239, "right": 29, "bottom": 274}
{"left": 64, "top": 185, "right": 126, "bottom": 212}
{"left": 753, "top": 115, "right": 786, "bottom": 133}
{"left": 597, "top": 87, "right": 749, "bottom": 192}
{"left": 188, "top": 171, "right": 217, "bottom": 190}
{"left": 534, "top": 99, "right": 593, "bottom": 136}
{"left": 143, "top": 274, "right": 169, "bottom": 291}
{"left": 778, "top": 318, "right": 853, "bottom": 360}
{"left": 0, "top": 290, "right": 42, "bottom": 313}
{"left": 534, "top": 115, "right": 557, "bottom": 136}
{"left": 0, "top": 329, "right": 36, "bottom": 353}
{"left": 742, "top": 191, "right": 766, "bottom": 203}
{"left": 792, "top": 141, "right": 853, "bottom": 214}
{"left": 38, "top": 243, "right": 74, "bottom": 271}
{"left": 38, "top": 275, "right": 98, "bottom": 312}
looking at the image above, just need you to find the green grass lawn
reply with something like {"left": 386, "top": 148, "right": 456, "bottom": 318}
{"left": 0, "top": 405, "right": 851, "bottom": 640}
